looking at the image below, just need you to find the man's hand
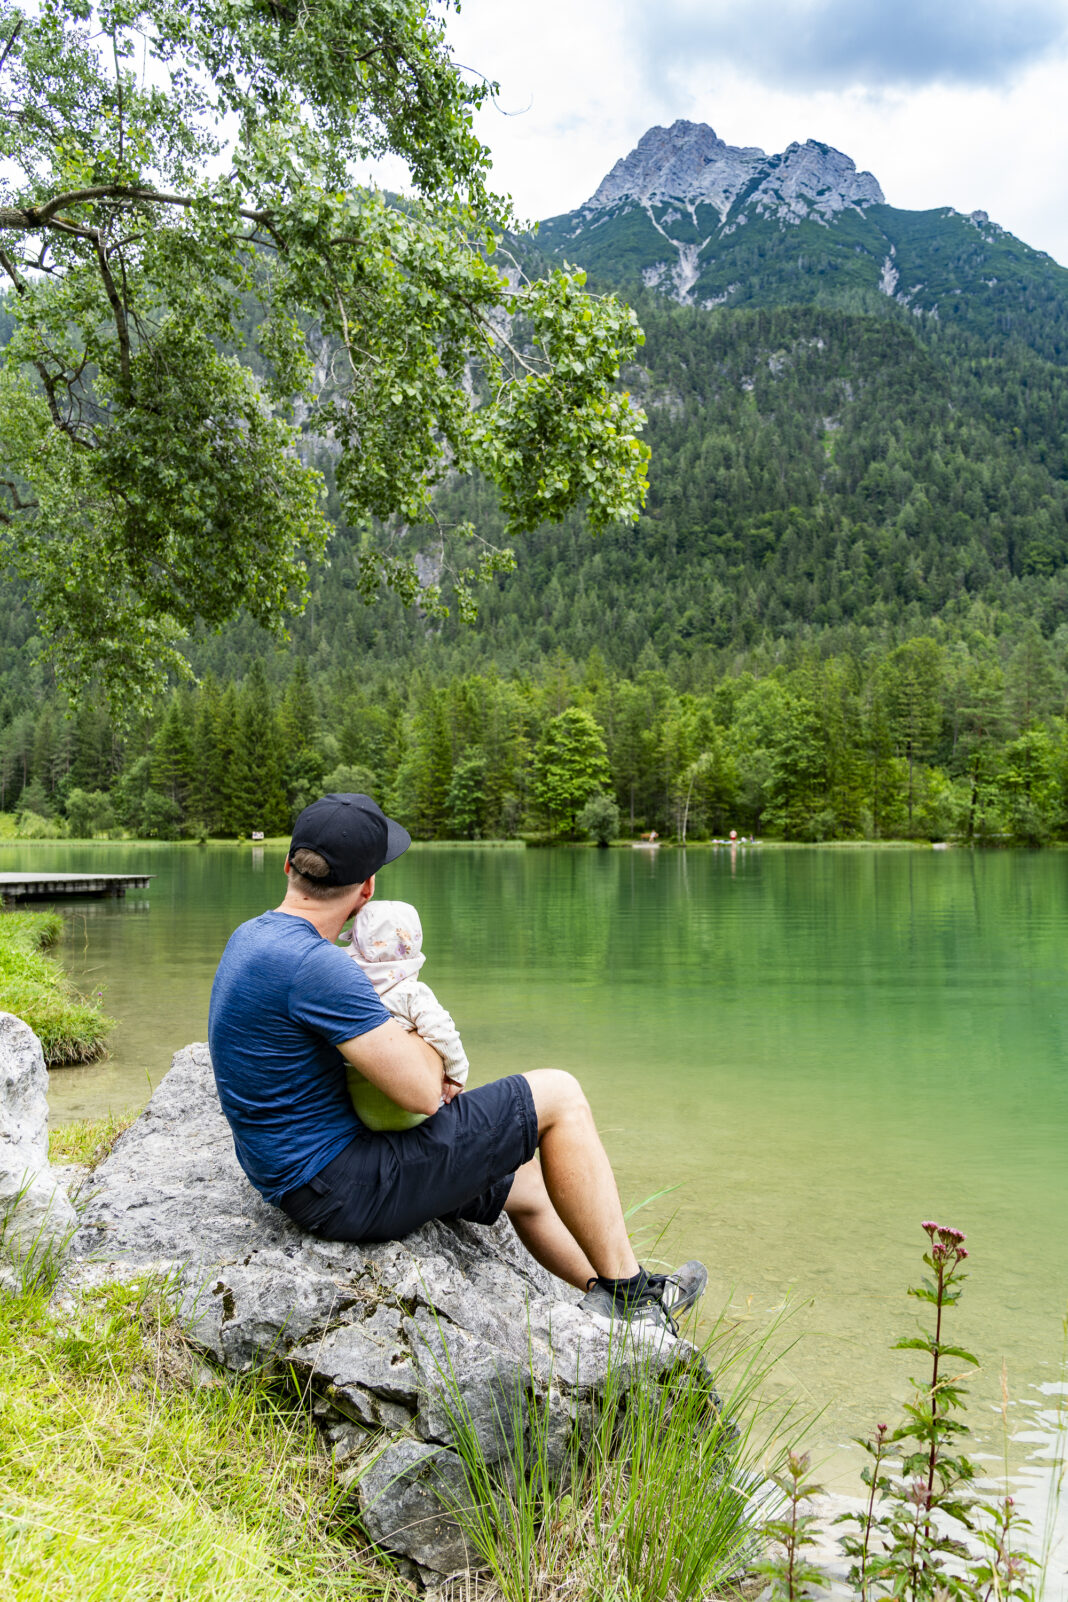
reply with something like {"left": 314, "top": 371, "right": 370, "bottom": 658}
{"left": 441, "top": 1075, "right": 463, "bottom": 1105}
{"left": 338, "top": 1021, "right": 444, "bottom": 1117}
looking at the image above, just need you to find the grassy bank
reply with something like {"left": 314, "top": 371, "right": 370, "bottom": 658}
{"left": 0, "top": 1272, "right": 776, "bottom": 1602}
{"left": 0, "top": 1279, "right": 398, "bottom": 1602}
{"left": 0, "top": 911, "right": 113, "bottom": 1065}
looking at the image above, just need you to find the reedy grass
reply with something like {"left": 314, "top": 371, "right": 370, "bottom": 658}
{"left": 0, "top": 909, "right": 113, "bottom": 1064}
{"left": 0, "top": 1277, "right": 404, "bottom": 1602}
{"left": 427, "top": 1299, "right": 806, "bottom": 1602}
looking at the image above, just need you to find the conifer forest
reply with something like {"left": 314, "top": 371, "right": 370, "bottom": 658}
{"left": 5, "top": 291, "right": 1068, "bottom": 845}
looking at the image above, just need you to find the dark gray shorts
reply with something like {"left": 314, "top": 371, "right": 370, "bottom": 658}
{"left": 278, "top": 1073, "right": 539, "bottom": 1243}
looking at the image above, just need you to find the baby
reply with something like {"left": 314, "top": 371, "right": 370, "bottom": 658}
{"left": 345, "top": 899, "right": 469, "bottom": 1131}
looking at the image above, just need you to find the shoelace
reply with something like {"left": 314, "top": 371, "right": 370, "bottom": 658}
{"left": 584, "top": 1275, "right": 681, "bottom": 1337}
{"left": 640, "top": 1274, "right": 680, "bottom": 1335}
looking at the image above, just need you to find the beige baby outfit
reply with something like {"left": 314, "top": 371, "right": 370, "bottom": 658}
{"left": 345, "top": 899, "right": 469, "bottom": 1130}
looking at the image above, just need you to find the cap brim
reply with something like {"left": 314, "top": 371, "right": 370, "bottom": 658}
{"left": 379, "top": 815, "right": 411, "bottom": 870}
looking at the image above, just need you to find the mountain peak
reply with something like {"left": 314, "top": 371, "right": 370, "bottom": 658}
{"left": 583, "top": 119, "right": 884, "bottom": 225}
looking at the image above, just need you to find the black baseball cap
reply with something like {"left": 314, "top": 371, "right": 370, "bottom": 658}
{"left": 288, "top": 794, "right": 411, "bottom": 886}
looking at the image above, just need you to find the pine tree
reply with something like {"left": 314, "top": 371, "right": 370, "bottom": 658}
{"left": 213, "top": 684, "right": 242, "bottom": 835}
{"left": 878, "top": 639, "right": 945, "bottom": 833}
{"left": 189, "top": 675, "right": 223, "bottom": 832}
{"left": 398, "top": 679, "right": 454, "bottom": 837}
{"left": 151, "top": 696, "right": 196, "bottom": 817}
{"left": 230, "top": 663, "right": 288, "bottom": 836}
{"left": 67, "top": 700, "right": 117, "bottom": 794}
{"left": 278, "top": 659, "right": 325, "bottom": 820}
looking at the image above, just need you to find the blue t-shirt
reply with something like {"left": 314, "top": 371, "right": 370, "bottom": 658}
{"left": 208, "top": 910, "right": 390, "bottom": 1204}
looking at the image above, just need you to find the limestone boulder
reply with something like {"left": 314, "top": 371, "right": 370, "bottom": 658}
{"left": 0, "top": 1011, "right": 78, "bottom": 1274}
{"left": 69, "top": 1044, "right": 707, "bottom": 1578}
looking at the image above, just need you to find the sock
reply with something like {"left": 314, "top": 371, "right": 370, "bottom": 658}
{"left": 596, "top": 1268, "right": 649, "bottom": 1307}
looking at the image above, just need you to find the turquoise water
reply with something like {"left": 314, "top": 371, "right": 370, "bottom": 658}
{"left": 4, "top": 839, "right": 1067, "bottom": 1539}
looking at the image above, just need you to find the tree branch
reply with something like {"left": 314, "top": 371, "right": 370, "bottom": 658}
{"left": 333, "top": 285, "right": 359, "bottom": 376}
{"left": 111, "top": 29, "right": 124, "bottom": 170}
{"left": 467, "top": 304, "right": 543, "bottom": 378}
{"left": 1, "top": 479, "right": 38, "bottom": 517}
{"left": 0, "top": 21, "right": 22, "bottom": 78}
{"left": 0, "top": 246, "right": 28, "bottom": 294}
{"left": 0, "top": 186, "right": 279, "bottom": 233}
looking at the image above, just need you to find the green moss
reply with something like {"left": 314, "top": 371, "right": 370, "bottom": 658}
{"left": 0, "top": 911, "right": 114, "bottom": 1066}
{"left": 0, "top": 1281, "right": 398, "bottom": 1601}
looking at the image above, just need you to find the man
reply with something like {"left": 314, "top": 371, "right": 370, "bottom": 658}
{"left": 209, "top": 793, "right": 706, "bottom": 1336}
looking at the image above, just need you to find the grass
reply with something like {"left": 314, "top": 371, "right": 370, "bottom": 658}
{"left": 429, "top": 1302, "right": 803, "bottom": 1602}
{"left": 0, "top": 1277, "right": 404, "bottom": 1602}
{"left": 48, "top": 1109, "right": 137, "bottom": 1169}
{"left": 0, "top": 1176, "right": 801, "bottom": 1602}
{"left": 0, "top": 910, "right": 113, "bottom": 1065}
{"left": 0, "top": 1270, "right": 796, "bottom": 1602}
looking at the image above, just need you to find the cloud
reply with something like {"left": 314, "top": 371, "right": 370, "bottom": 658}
{"left": 633, "top": 0, "right": 1068, "bottom": 91}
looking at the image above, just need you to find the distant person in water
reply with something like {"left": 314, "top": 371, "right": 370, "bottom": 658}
{"left": 343, "top": 899, "right": 468, "bottom": 1131}
{"left": 207, "top": 792, "right": 707, "bottom": 1339}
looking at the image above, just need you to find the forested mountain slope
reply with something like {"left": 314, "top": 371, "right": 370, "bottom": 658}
{"left": 172, "top": 296, "right": 1068, "bottom": 690}
{"left": 178, "top": 124, "right": 1068, "bottom": 682}
{"left": 5, "top": 122, "right": 1068, "bottom": 846}
{"left": 538, "top": 121, "right": 1068, "bottom": 363}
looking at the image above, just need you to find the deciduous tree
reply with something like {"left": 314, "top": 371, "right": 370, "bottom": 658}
{"left": 532, "top": 707, "right": 610, "bottom": 837}
{"left": 0, "top": 0, "right": 649, "bottom": 713}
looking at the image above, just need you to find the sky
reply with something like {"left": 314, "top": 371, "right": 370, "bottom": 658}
{"left": 419, "top": 0, "right": 1068, "bottom": 265}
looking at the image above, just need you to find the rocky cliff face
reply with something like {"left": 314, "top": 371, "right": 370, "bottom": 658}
{"left": 584, "top": 120, "right": 884, "bottom": 227}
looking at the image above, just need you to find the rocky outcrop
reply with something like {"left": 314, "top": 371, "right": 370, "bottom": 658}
{"left": 585, "top": 120, "right": 884, "bottom": 224}
{"left": 0, "top": 1011, "right": 78, "bottom": 1281}
{"left": 68, "top": 1045, "right": 704, "bottom": 1579}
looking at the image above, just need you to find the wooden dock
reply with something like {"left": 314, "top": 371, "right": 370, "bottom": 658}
{"left": 0, "top": 872, "right": 154, "bottom": 905}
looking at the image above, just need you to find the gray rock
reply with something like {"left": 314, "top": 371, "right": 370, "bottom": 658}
{"left": 575, "top": 120, "right": 885, "bottom": 307}
{"left": 68, "top": 1044, "right": 705, "bottom": 1576}
{"left": 585, "top": 120, "right": 884, "bottom": 223}
{"left": 0, "top": 1012, "right": 78, "bottom": 1273}
{"left": 356, "top": 1439, "right": 476, "bottom": 1576}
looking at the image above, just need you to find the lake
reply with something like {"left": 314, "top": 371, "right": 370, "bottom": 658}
{"left": 4, "top": 838, "right": 1067, "bottom": 1555}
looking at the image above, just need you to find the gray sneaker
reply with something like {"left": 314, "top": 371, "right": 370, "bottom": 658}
{"left": 579, "top": 1260, "right": 708, "bottom": 1339}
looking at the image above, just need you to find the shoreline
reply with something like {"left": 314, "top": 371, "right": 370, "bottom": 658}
{"left": 2, "top": 833, "right": 1057, "bottom": 852}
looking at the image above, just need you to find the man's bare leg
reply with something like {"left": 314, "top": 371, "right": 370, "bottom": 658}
{"left": 503, "top": 1069, "right": 640, "bottom": 1286}
{"left": 504, "top": 1157, "right": 596, "bottom": 1289}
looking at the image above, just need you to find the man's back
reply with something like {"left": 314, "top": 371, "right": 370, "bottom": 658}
{"left": 208, "top": 910, "right": 388, "bottom": 1203}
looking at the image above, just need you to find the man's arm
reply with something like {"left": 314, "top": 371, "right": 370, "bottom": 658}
{"left": 337, "top": 1020, "right": 445, "bottom": 1116}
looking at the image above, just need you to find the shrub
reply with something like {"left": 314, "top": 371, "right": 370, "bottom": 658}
{"left": 321, "top": 763, "right": 377, "bottom": 797}
{"left": 139, "top": 790, "right": 182, "bottom": 840}
{"left": 579, "top": 791, "right": 621, "bottom": 846}
{"left": 16, "top": 810, "right": 65, "bottom": 840}
{"left": 65, "top": 788, "right": 116, "bottom": 839}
